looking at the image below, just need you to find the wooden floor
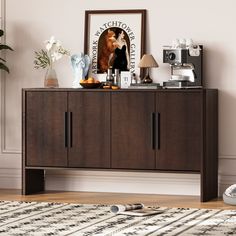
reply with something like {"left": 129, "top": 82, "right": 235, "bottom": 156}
{"left": 0, "top": 189, "right": 236, "bottom": 210}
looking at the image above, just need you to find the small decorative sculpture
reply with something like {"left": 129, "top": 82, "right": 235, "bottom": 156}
{"left": 71, "top": 53, "right": 91, "bottom": 88}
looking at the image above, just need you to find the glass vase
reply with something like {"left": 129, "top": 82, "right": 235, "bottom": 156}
{"left": 44, "top": 66, "right": 59, "bottom": 88}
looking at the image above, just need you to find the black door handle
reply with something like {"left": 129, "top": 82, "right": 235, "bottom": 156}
{"left": 156, "top": 112, "right": 160, "bottom": 150}
{"left": 69, "top": 112, "right": 73, "bottom": 147}
{"left": 64, "top": 112, "right": 68, "bottom": 147}
{"left": 151, "top": 112, "right": 156, "bottom": 149}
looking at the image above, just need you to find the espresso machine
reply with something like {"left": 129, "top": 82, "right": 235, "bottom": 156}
{"left": 163, "top": 45, "right": 203, "bottom": 88}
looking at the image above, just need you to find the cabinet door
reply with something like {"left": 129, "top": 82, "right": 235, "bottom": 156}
{"left": 25, "top": 91, "right": 68, "bottom": 167}
{"left": 68, "top": 92, "right": 110, "bottom": 168}
{"left": 156, "top": 91, "right": 202, "bottom": 171}
{"left": 111, "top": 92, "right": 156, "bottom": 169}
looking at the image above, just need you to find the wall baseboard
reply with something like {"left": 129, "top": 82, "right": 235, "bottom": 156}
{"left": 0, "top": 168, "right": 234, "bottom": 197}
{"left": 0, "top": 168, "right": 21, "bottom": 189}
{"left": 45, "top": 170, "right": 201, "bottom": 196}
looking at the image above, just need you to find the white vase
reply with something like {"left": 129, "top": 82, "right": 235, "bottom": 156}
{"left": 44, "top": 66, "right": 59, "bottom": 88}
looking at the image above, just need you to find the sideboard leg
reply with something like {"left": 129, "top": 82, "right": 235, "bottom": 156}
{"left": 22, "top": 169, "right": 45, "bottom": 195}
{"left": 201, "top": 90, "right": 218, "bottom": 202}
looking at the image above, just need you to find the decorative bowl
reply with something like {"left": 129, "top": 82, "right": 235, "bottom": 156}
{"left": 80, "top": 82, "right": 102, "bottom": 89}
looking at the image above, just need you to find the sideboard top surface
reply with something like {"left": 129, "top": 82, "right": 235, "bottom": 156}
{"left": 22, "top": 88, "right": 217, "bottom": 93}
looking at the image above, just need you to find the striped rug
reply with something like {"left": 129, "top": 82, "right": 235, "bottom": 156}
{"left": 0, "top": 201, "right": 236, "bottom": 235}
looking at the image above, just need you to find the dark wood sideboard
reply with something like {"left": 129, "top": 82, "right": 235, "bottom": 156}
{"left": 22, "top": 88, "right": 218, "bottom": 202}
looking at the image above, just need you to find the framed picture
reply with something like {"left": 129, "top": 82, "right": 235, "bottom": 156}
{"left": 84, "top": 9, "right": 146, "bottom": 82}
{"left": 120, "top": 71, "right": 132, "bottom": 88}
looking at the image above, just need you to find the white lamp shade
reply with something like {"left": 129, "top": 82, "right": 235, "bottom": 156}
{"left": 138, "top": 54, "right": 159, "bottom": 68}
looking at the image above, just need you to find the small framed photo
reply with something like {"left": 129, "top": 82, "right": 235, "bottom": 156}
{"left": 120, "top": 71, "right": 131, "bottom": 88}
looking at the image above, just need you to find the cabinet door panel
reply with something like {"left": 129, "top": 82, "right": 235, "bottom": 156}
{"left": 156, "top": 92, "right": 202, "bottom": 171}
{"left": 26, "top": 91, "right": 68, "bottom": 167}
{"left": 68, "top": 92, "right": 110, "bottom": 168}
{"left": 111, "top": 92, "right": 155, "bottom": 169}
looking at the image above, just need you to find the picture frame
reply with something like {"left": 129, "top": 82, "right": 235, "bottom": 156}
{"left": 120, "top": 71, "right": 132, "bottom": 88}
{"left": 84, "top": 9, "right": 146, "bottom": 82}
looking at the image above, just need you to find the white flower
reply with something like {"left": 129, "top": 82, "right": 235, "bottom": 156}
{"left": 45, "top": 36, "right": 62, "bottom": 50}
{"left": 51, "top": 52, "right": 62, "bottom": 62}
{"left": 45, "top": 36, "right": 56, "bottom": 51}
{"left": 34, "top": 36, "right": 70, "bottom": 69}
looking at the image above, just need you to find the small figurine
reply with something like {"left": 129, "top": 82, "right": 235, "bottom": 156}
{"left": 71, "top": 53, "right": 91, "bottom": 88}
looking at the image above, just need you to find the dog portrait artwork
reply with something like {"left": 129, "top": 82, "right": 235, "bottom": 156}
{"left": 98, "top": 29, "right": 118, "bottom": 73}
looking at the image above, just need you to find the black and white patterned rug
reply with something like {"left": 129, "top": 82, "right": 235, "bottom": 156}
{"left": 0, "top": 200, "right": 236, "bottom": 235}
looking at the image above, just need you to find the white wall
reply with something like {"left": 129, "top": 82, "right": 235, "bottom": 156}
{"left": 1, "top": 0, "right": 236, "bottom": 196}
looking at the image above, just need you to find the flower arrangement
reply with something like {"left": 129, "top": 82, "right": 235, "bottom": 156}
{"left": 34, "top": 36, "right": 70, "bottom": 69}
{"left": 0, "top": 29, "right": 13, "bottom": 73}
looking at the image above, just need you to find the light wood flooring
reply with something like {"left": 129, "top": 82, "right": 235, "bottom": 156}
{"left": 0, "top": 189, "right": 236, "bottom": 210}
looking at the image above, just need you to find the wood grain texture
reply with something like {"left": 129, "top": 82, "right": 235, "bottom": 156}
{"left": 68, "top": 91, "right": 110, "bottom": 168}
{"left": 156, "top": 91, "right": 202, "bottom": 171}
{"left": 1, "top": 189, "right": 235, "bottom": 210}
{"left": 25, "top": 91, "right": 68, "bottom": 167}
{"left": 111, "top": 91, "right": 156, "bottom": 169}
{"left": 22, "top": 88, "right": 218, "bottom": 201}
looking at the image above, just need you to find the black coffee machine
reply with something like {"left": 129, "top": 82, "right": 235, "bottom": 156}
{"left": 163, "top": 45, "right": 203, "bottom": 88}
